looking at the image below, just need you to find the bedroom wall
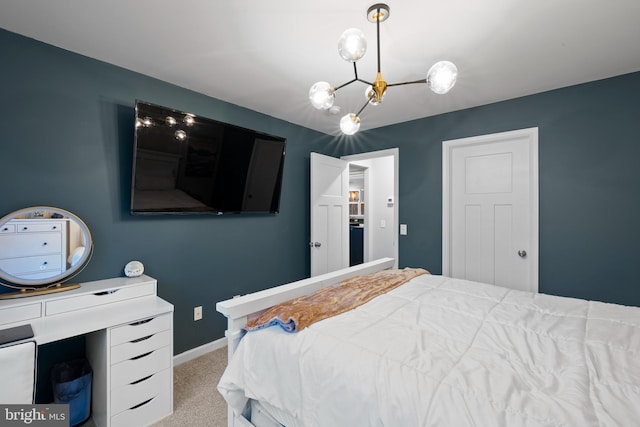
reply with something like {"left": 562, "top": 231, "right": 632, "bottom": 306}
{"left": 335, "top": 71, "right": 640, "bottom": 306}
{"left": 0, "top": 29, "right": 333, "bottom": 353}
{"left": 2, "top": 26, "right": 639, "bottom": 357}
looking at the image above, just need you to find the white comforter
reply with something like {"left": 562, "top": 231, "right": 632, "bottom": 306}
{"left": 218, "top": 274, "right": 640, "bottom": 426}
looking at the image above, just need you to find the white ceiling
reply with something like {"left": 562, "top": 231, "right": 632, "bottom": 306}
{"left": 2, "top": 0, "right": 639, "bottom": 135}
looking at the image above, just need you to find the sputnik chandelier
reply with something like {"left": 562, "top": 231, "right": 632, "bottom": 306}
{"left": 309, "top": 3, "right": 458, "bottom": 135}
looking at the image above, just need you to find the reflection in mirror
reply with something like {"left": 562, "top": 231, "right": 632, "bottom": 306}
{"left": 0, "top": 206, "right": 93, "bottom": 299}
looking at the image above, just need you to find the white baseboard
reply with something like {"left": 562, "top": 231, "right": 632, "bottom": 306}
{"left": 173, "top": 336, "right": 227, "bottom": 366}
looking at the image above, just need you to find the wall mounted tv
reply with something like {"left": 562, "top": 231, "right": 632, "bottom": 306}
{"left": 131, "top": 101, "right": 286, "bottom": 215}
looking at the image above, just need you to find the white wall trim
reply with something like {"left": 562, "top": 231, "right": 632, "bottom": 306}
{"left": 173, "top": 336, "right": 227, "bottom": 366}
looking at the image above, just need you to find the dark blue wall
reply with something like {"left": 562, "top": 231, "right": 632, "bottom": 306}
{"left": 338, "top": 72, "right": 640, "bottom": 306}
{"left": 2, "top": 28, "right": 639, "bottom": 356}
{"left": 0, "top": 29, "right": 332, "bottom": 353}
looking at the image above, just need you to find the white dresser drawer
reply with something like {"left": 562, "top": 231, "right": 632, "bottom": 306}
{"left": 16, "top": 222, "right": 64, "bottom": 233}
{"left": 0, "top": 254, "right": 63, "bottom": 276}
{"left": 0, "top": 233, "right": 62, "bottom": 258}
{"left": 110, "top": 368, "right": 171, "bottom": 415}
{"left": 0, "top": 303, "right": 41, "bottom": 327}
{"left": 111, "top": 329, "right": 171, "bottom": 365}
{"left": 110, "top": 313, "right": 172, "bottom": 346}
{"left": 0, "top": 224, "right": 16, "bottom": 233}
{"left": 111, "top": 345, "right": 171, "bottom": 388}
{"left": 110, "top": 388, "right": 171, "bottom": 427}
{"left": 45, "top": 282, "right": 156, "bottom": 316}
{"left": 12, "top": 269, "right": 64, "bottom": 280}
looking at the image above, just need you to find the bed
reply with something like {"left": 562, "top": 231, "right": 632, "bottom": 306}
{"left": 216, "top": 258, "right": 640, "bottom": 427}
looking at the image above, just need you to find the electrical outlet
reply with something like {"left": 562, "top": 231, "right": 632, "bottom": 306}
{"left": 400, "top": 224, "right": 408, "bottom": 235}
{"left": 194, "top": 306, "right": 203, "bottom": 321}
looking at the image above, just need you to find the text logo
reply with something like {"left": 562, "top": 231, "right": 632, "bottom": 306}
{"left": 0, "top": 405, "right": 68, "bottom": 427}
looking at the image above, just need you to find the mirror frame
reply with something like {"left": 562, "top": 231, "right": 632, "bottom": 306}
{"left": 0, "top": 206, "right": 93, "bottom": 297}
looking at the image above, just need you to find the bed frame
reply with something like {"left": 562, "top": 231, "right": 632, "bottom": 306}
{"left": 216, "top": 257, "right": 396, "bottom": 427}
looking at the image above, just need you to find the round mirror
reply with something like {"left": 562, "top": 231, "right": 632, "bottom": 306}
{"left": 0, "top": 206, "right": 93, "bottom": 298}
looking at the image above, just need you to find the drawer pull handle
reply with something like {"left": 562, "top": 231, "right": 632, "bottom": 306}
{"left": 22, "top": 227, "right": 28, "bottom": 231}
{"left": 130, "top": 374, "right": 153, "bottom": 385}
{"left": 130, "top": 334, "right": 153, "bottom": 343}
{"left": 131, "top": 351, "right": 154, "bottom": 360}
{"left": 130, "top": 318, "right": 154, "bottom": 326}
{"left": 129, "top": 397, "right": 154, "bottom": 410}
{"left": 2, "top": 227, "right": 8, "bottom": 232}
{"left": 94, "top": 289, "right": 119, "bottom": 296}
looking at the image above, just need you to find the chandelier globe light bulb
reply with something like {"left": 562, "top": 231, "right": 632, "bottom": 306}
{"left": 309, "top": 81, "right": 335, "bottom": 110}
{"left": 340, "top": 113, "right": 361, "bottom": 135}
{"left": 365, "top": 86, "right": 383, "bottom": 105}
{"left": 338, "top": 28, "right": 367, "bottom": 63}
{"left": 426, "top": 60, "right": 458, "bottom": 95}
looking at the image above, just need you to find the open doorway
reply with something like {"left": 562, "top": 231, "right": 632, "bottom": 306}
{"left": 342, "top": 148, "right": 398, "bottom": 269}
{"left": 349, "top": 164, "right": 366, "bottom": 266}
{"left": 310, "top": 148, "right": 398, "bottom": 276}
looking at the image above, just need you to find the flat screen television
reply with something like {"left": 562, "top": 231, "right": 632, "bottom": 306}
{"left": 131, "top": 101, "right": 286, "bottom": 215}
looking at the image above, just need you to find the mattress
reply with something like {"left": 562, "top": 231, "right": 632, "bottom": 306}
{"left": 218, "top": 274, "right": 640, "bottom": 426}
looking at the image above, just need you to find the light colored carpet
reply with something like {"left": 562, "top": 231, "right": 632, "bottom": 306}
{"left": 152, "top": 346, "right": 228, "bottom": 427}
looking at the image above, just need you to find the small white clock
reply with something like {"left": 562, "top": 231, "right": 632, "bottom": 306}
{"left": 124, "top": 261, "right": 144, "bottom": 277}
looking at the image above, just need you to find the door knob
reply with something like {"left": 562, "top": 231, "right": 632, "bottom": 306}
{"left": 309, "top": 242, "right": 322, "bottom": 248}
{"left": 518, "top": 250, "right": 527, "bottom": 258}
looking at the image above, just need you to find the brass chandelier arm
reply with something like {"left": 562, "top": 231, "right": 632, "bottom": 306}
{"left": 387, "top": 78, "right": 428, "bottom": 87}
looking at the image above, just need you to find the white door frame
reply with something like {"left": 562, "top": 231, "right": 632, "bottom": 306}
{"left": 442, "top": 128, "right": 539, "bottom": 288}
{"left": 342, "top": 148, "right": 399, "bottom": 269}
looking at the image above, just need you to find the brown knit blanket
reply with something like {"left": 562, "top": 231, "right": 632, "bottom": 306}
{"left": 245, "top": 267, "right": 429, "bottom": 333}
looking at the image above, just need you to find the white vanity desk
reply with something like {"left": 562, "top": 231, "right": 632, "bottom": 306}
{"left": 0, "top": 274, "right": 174, "bottom": 427}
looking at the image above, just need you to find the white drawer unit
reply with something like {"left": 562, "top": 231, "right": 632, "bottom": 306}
{"left": 0, "top": 219, "right": 67, "bottom": 279}
{"left": 108, "top": 314, "right": 173, "bottom": 426}
{"left": 0, "top": 275, "right": 173, "bottom": 427}
{"left": 87, "top": 310, "right": 173, "bottom": 427}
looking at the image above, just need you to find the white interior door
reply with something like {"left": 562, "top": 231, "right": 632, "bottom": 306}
{"left": 443, "top": 128, "right": 538, "bottom": 292}
{"left": 310, "top": 152, "right": 349, "bottom": 277}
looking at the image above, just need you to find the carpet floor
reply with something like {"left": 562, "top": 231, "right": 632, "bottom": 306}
{"left": 152, "top": 346, "right": 228, "bottom": 427}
